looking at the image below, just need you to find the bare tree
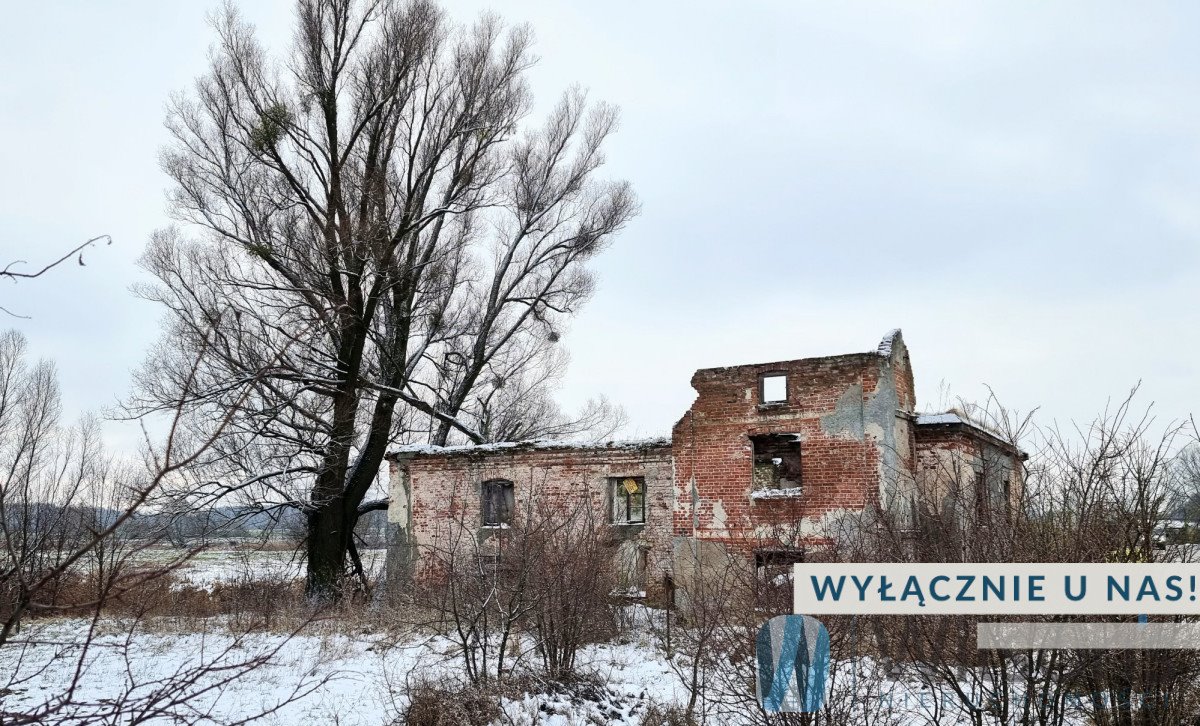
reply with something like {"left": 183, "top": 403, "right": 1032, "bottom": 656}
{"left": 830, "top": 389, "right": 1200, "bottom": 726}
{"left": 449, "top": 340, "right": 626, "bottom": 444}
{"left": 127, "top": 0, "right": 637, "bottom": 600}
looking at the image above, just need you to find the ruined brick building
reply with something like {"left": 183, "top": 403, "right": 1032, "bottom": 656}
{"left": 385, "top": 330, "right": 1024, "bottom": 597}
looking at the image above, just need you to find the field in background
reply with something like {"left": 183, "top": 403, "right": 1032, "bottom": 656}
{"left": 128, "top": 544, "right": 388, "bottom": 589}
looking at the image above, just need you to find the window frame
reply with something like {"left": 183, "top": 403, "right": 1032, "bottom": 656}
{"left": 481, "top": 478, "right": 515, "bottom": 528}
{"left": 754, "top": 547, "right": 805, "bottom": 611}
{"left": 610, "top": 476, "right": 647, "bottom": 525}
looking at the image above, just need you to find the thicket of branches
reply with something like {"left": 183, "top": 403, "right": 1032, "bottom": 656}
{"left": 406, "top": 475, "right": 618, "bottom": 686}
{"left": 653, "top": 391, "right": 1200, "bottom": 725}
{"left": 0, "top": 330, "right": 321, "bottom": 725}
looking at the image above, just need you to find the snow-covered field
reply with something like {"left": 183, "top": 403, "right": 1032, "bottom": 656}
{"left": 3, "top": 547, "right": 686, "bottom": 724}
{"left": 0, "top": 618, "right": 685, "bottom": 725}
{"left": 0, "top": 548, "right": 1097, "bottom": 725}
{"left": 164, "top": 546, "right": 388, "bottom": 588}
{"left": 2, "top": 614, "right": 1105, "bottom": 725}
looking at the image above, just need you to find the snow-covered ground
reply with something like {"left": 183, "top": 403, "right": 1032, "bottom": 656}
{"left": 0, "top": 549, "right": 1100, "bottom": 725}
{"left": 4, "top": 543, "right": 681, "bottom": 725}
{"left": 2, "top": 614, "right": 1107, "bottom": 725}
{"left": 0, "top": 618, "right": 684, "bottom": 725}
{"left": 127, "top": 546, "right": 388, "bottom": 588}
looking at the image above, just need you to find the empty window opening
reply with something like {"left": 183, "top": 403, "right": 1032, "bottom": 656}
{"left": 611, "top": 476, "right": 646, "bottom": 524}
{"left": 755, "top": 548, "right": 805, "bottom": 611}
{"left": 760, "top": 373, "right": 788, "bottom": 404}
{"left": 973, "top": 469, "right": 988, "bottom": 521}
{"left": 481, "top": 479, "right": 515, "bottom": 527}
{"left": 751, "top": 434, "right": 802, "bottom": 491}
{"left": 1001, "top": 475, "right": 1012, "bottom": 523}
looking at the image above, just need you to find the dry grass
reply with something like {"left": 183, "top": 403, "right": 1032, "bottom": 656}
{"left": 395, "top": 680, "right": 502, "bottom": 726}
{"left": 8, "top": 545, "right": 409, "bottom": 638}
{"left": 638, "top": 703, "right": 696, "bottom": 726}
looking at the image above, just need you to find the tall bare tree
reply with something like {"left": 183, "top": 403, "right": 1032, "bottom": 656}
{"left": 129, "top": 0, "right": 637, "bottom": 599}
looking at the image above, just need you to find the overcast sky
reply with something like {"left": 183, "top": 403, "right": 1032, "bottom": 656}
{"left": 2, "top": 1, "right": 1198, "bottom": 452}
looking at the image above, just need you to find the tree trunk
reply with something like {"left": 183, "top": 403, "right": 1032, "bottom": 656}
{"left": 306, "top": 498, "right": 350, "bottom": 600}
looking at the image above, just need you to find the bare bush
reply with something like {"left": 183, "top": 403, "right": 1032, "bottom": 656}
{"left": 828, "top": 389, "right": 1200, "bottom": 726}
{"left": 397, "top": 679, "right": 502, "bottom": 726}
{"left": 644, "top": 389, "right": 1200, "bottom": 725}
{"left": 639, "top": 702, "right": 696, "bottom": 726}
{"left": 408, "top": 473, "right": 618, "bottom": 686}
{"left": 0, "top": 328, "right": 324, "bottom": 724}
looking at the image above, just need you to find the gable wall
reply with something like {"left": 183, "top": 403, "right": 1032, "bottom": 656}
{"left": 669, "top": 335, "right": 916, "bottom": 550}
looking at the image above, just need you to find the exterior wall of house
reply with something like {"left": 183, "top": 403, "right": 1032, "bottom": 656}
{"left": 383, "top": 330, "right": 1027, "bottom": 599}
{"left": 914, "top": 423, "right": 1025, "bottom": 526}
{"left": 668, "top": 331, "right": 917, "bottom": 551}
{"left": 386, "top": 440, "right": 674, "bottom": 597}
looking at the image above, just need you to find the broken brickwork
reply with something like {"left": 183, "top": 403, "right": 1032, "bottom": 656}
{"left": 386, "top": 330, "right": 1023, "bottom": 597}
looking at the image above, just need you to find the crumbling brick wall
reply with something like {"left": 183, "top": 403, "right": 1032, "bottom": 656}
{"left": 914, "top": 422, "right": 1024, "bottom": 527}
{"left": 385, "top": 330, "right": 961, "bottom": 602}
{"left": 670, "top": 331, "right": 917, "bottom": 553}
{"left": 387, "top": 441, "right": 674, "bottom": 597}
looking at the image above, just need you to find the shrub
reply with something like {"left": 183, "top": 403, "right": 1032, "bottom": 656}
{"left": 639, "top": 702, "right": 696, "bottom": 726}
{"left": 399, "top": 681, "right": 502, "bottom": 726}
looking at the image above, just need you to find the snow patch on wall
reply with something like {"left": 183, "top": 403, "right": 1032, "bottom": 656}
{"left": 750, "top": 487, "right": 804, "bottom": 500}
{"left": 915, "top": 413, "right": 964, "bottom": 426}
{"left": 876, "top": 328, "right": 902, "bottom": 357}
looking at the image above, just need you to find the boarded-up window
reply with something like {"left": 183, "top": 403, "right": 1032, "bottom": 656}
{"left": 615, "top": 540, "right": 649, "bottom": 596}
{"left": 481, "top": 479, "right": 514, "bottom": 527}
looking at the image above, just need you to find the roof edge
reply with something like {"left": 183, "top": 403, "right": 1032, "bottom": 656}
{"left": 914, "top": 413, "right": 1027, "bottom": 459}
{"left": 387, "top": 436, "right": 672, "bottom": 460}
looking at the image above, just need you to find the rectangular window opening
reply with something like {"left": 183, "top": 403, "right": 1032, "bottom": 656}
{"left": 760, "top": 373, "right": 788, "bottom": 404}
{"left": 1001, "top": 474, "right": 1012, "bottom": 523}
{"left": 751, "top": 434, "right": 802, "bottom": 491}
{"left": 482, "top": 479, "right": 515, "bottom": 527}
{"left": 754, "top": 548, "right": 804, "bottom": 612}
{"left": 973, "top": 469, "right": 988, "bottom": 522}
{"left": 614, "top": 540, "right": 649, "bottom": 597}
{"left": 610, "top": 476, "right": 646, "bottom": 525}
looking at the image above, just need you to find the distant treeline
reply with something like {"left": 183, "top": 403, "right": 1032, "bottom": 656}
{"left": 8, "top": 503, "right": 387, "bottom": 548}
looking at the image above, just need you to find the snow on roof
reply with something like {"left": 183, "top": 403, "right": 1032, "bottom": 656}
{"left": 388, "top": 436, "right": 672, "bottom": 459}
{"left": 915, "top": 413, "right": 964, "bottom": 426}
{"left": 915, "top": 412, "right": 1023, "bottom": 455}
{"left": 876, "top": 329, "right": 902, "bottom": 357}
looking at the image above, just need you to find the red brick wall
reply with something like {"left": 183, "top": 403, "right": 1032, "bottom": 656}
{"left": 670, "top": 342, "right": 914, "bottom": 550}
{"left": 394, "top": 443, "right": 674, "bottom": 588}
{"left": 390, "top": 332, "right": 923, "bottom": 587}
